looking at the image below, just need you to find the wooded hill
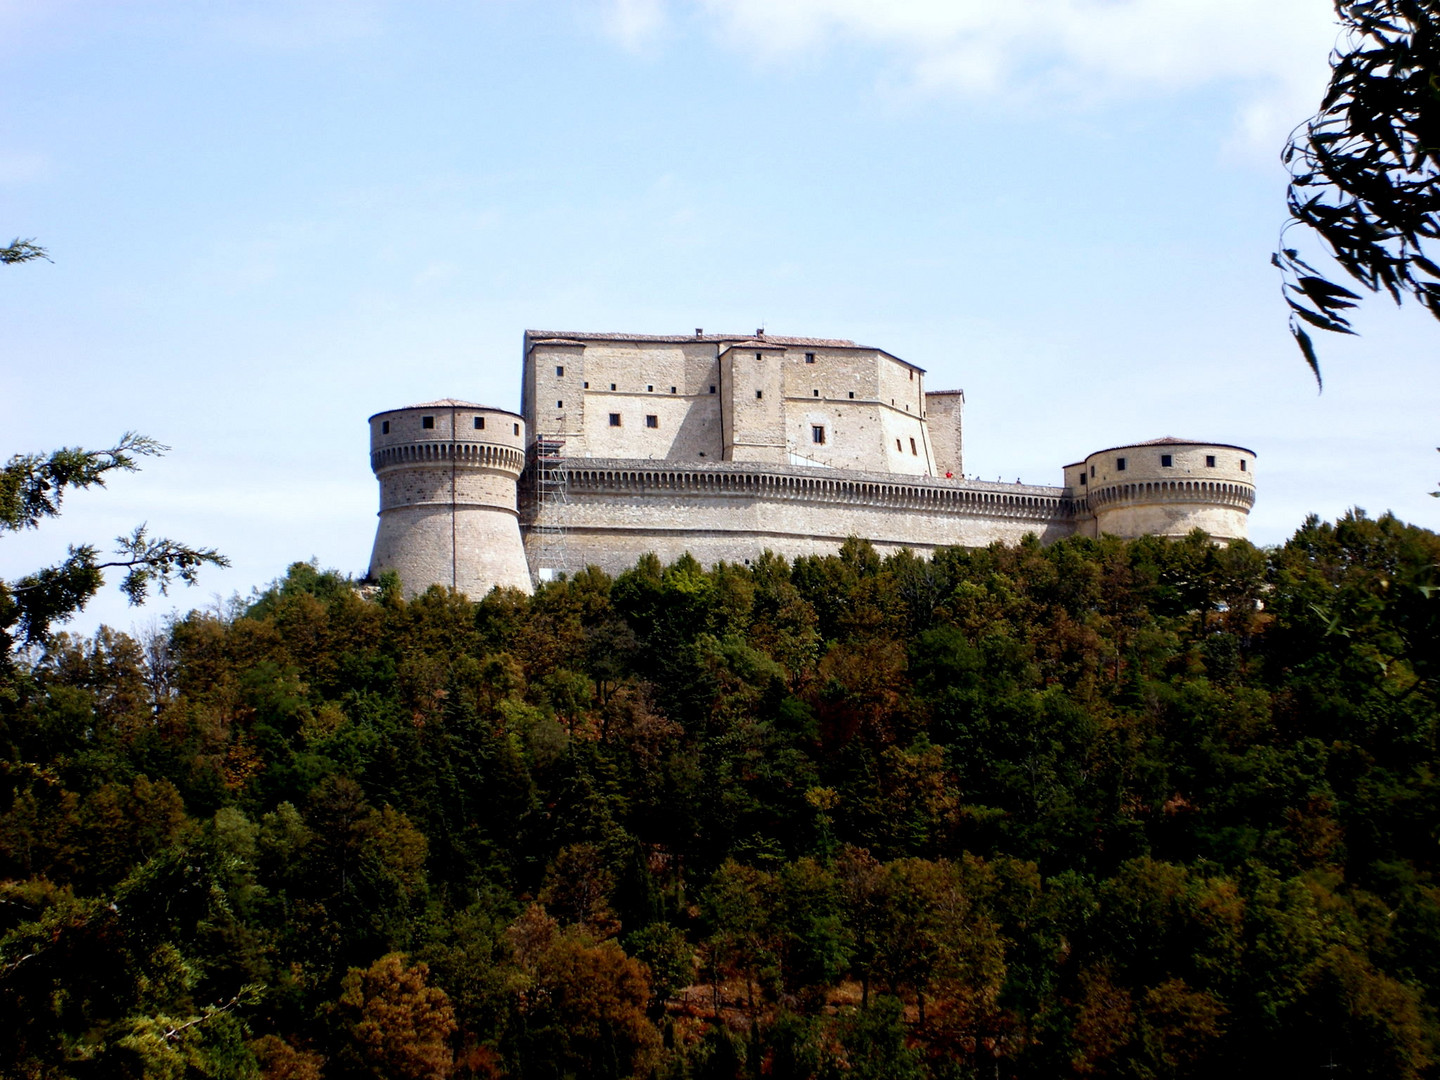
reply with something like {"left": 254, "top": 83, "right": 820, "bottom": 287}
{"left": 2, "top": 513, "right": 1439, "bottom": 1079}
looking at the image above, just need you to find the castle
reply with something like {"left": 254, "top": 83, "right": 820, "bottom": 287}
{"left": 366, "top": 329, "right": 1256, "bottom": 597}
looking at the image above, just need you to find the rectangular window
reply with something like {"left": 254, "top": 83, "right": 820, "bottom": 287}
{"left": 1205, "top": 455, "right": 1216, "bottom": 467}
{"left": 555, "top": 365, "right": 564, "bottom": 377}
{"left": 1116, "top": 457, "right": 1126, "bottom": 471}
{"left": 1079, "top": 473, "right": 1087, "bottom": 485}
{"left": 647, "top": 385, "right": 654, "bottom": 392}
{"left": 813, "top": 389, "right": 820, "bottom": 397}
{"left": 756, "top": 389, "right": 763, "bottom": 399}
{"left": 848, "top": 391, "right": 854, "bottom": 399}
{"left": 812, "top": 425, "right": 826, "bottom": 444}
{"left": 474, "top": 416, "right": 484, "bottom": 430}
{"left": 1160, "top": 454, "right": 1173, "bottom": 467}
{"left": 610, "top": 383, "right": 617, "bottom": 391}
{"left": 805, "top": 352, "right": 815, "bottom": 364}
{"left": 909, "top": 370, "right": 914, "bottom": 380}
{"left": 646, "top": 415, "right": 658, "bottom": 428}
{"left": 670, "top": 386, "right": 677, "bottom": 394}
{"left": 422, "top": 416, "right": 435, "bottom": 430}
{"left": 755, "top": 352, "right": 761, "bottom": 360}
{"left": 910, "top": 437, "right": 918, "bottom": 455}
{"left": 1090, "top": 465, "right": 1095, "bottom": 478}
{"left": 609, "top": 413, "right": 621, "bottom": 427}
{"left": 583, "top": 381, "right": 589, "bottom": 388}
{"left": 513, "top": 423, "right": 519, "bottom": 435}
{"left": 381, "top": 420, "right": 390, "bottom": 434}
{"left": 556, "top": 400, "right": 563, "bottom": 408}
{"left": 896, "top": 439, "right": 903, "bottom": 452}
{"left": 1240, "top": 459, "right": 1247, "bottom": 471}
{"left": 709, "top": 385, "right": 716, "bottom": 394}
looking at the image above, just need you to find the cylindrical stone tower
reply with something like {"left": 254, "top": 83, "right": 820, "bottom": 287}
{"left": 368, "top": 399, "right": 532, "bottom": 597}
{"left": 1073, "top": 438, "right": 1256, "bottom": 541}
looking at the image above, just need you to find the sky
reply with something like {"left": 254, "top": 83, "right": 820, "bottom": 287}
{"left": 3, "top": 0, "right": 1438, "bottom": 636}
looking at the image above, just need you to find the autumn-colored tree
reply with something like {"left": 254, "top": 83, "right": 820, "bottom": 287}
{"left": 335, "top": 952, "right": 457, "bottom": 1080}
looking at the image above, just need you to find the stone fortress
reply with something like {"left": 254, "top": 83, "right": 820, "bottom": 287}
{"left": 367, "top": 329, "right": 1256, "bottom": 597}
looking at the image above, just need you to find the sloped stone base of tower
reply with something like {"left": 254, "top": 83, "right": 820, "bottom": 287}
{"left": 370, "top": 505, "right": 532, "bottom": 598}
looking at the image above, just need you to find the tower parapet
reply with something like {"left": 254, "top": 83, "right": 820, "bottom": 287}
{"left": 1067, "top": 438, "right": 1255, "bottom": 541}
{"left": 367, "top": 399, "right": 532, "bottom": 597}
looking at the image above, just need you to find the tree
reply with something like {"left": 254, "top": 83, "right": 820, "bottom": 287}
{"left": 1277, "top": 0, "right": 1440, "bottom": 381}
{"left": 1, "top": 433, "right": 229, "bottom": 658}
{"left": 335, "top": 953, "right": 458, "bottom": 1080}
{"left": 1, "top": 238, "right": 50, "bottom": 265}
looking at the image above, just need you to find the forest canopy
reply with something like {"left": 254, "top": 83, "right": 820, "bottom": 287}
{"left": 2, "top": 517, "right": 1439, "bottom": 1079}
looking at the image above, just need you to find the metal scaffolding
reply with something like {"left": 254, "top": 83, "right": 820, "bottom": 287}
{"left": 529, "top": 433, "right": 570, "bottom": 583}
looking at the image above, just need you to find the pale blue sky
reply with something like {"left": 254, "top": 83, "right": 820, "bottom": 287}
{"left": 4, "top": 0, "right": 1437, "bottom": 634}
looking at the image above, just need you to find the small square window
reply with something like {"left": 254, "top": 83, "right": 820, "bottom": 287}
{"left": 556, "top": 400, "right": 563, "bottom": 408}
{"left": 610, "top": 383, "right": 617, "bottom": 391}
{"left": 805, "top": 352, "right": 815, "bottom": 364}
{"left": 422, "top": 416, "right": 435, "bottom": 429}
{"left": 848, "top": 391, "right": 854, "bottom": 399}
{"left": 756, "top": 390, "right": 763, "bottom": 399}
{"left": 1160, "top": 454, "right": 1173, "bottom": 467}
{"left": 647, "top": 385, "right": 654, "bottom": 392}
{"left": 583, "top": 381, "right": 589, "bottom": 388}
{"left": 474, "top": 416, "right": 484, "bottom": 430}
{"left": 755, "top": 352, "right": 761, "bottom": 361}
{"left": 556, "top": 365, "right": 564, "bottom": 377}
{"left": 381, "top": 420, "right": 390, "bottom": 434}
{"left": 646, "top": 415, "right": 658, "bottom": 428}
{"left": 910, "top": 437, "right": 918, "bottom": 455}
{"left": 709, "top": 385, "right": 716, "bottom": 394}
{"left": 609, "top": 413, "right": 621, "bottom": 427}
{"left": 812, "top": 425, "right": 826, "bottom": 444}
{"left": 1240, "top": 459, "right": 1247, "bottom": 471}
{"left": 1205, "top": 455, "right": 1215, "bottom": 467}
{"left": 813, "top": 389, "right": 819, "bottom": 397}
{"left": 1116, "top": 457, "right": 1126, "bottom": 471}
{"left": 671, "top": 386, "right": 677, "bottom": 394}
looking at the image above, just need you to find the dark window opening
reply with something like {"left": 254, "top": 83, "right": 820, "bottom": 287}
{"left": 513, "top": 423, "right": 519, "bottom": 435}
{"left": 1160, "top": 454, "right": 1173, "bottom": 467}
{"left": 1116, "top": 457, "right": 1126, "bottom": 471}
{"left": 381, "top": 420, "right": 389, "bottom": 434}
{"left": 583, "top": 381, "right": 589, "bottom": 388}
{"left": 609, "top": 413, "right": 621, "bottom": 427}
{"left": 1079, "top": 473, "right": 1087, "bottom": 485}
{"left": 896, "top": 439, "right": 903, "bottom": 451}
{"left": 555, "top": 365, "right": 564, "bottom": 377}
{"left": 610, "top": 383, "right": 616, "bottom": 391}
{"left": 1205, "top": 455, "right": 1216, "bottom": 467}
{"left": 1090, "top": 465, "right": 1095, "bottom": 478}
{"left": 1240, "top": 459, "right": 1247, "bottom": 471}
{"left": 647, "top": 384, "right": 654, "bottom": 392}
{"left": 422, "top": 416, "right": 435, "bottom": 429}
{"left": 709, "top": 385, "right": 716, "bottom": 394}
{"left": 646, "top": 415, "right": 658, "bottom": 428}
{"left": 812, "top": 425, "right": 826, "bottom": 444}
{"left": 756, "top": 390, "right": 763, "bottom": 399}
{"left": 474, "top": 417, "right": 485, "bottom": 430}
{"left": 848, "top": 391, "right": 854, "bottom": 399}
{"left": 556, "top": 400, "right": 563, "bottom": 409}
{"left": 909, "top": 370, "right": 914, "bottom": 380}
{"left": 910, "top": 437, "right": 918, "bottom": 455}
{"left": 805, "top": 352, "right": 815, "bottom": 363}
{"left": 755, "top": 352, "right": 761, "bottom": 360}
{"left": 670, "top": 386, "right": 677, "bottom": 394}
{"left": 813, "top": 389, "right": 819, "bottom": 396}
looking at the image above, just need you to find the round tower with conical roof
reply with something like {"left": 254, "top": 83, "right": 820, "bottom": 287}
{"left": 367, "top": 400, "right": 532, "bottom": 597}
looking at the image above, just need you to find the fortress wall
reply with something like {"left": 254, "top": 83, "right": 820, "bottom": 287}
{"left": 524, "top": 461, "right": 1075, "bottom": 576}
{"left": 373, "top": 505, "right": 533, "bottom": 596}
{"left": 722, "top": 345, "right": 788, "bottom": 463}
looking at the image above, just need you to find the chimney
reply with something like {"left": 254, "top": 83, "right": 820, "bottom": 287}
{"left": 695, "top": 327, "right": 703, "bottom": 337}
{"left": 756, "top": 327, "right": 764, "bottom": 337}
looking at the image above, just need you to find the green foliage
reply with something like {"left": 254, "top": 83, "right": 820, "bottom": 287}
{"left": 1277, "top": 0, "right": 1440, "bottom": 381}
{"left": 2, "top": 515, "right": 1440, "bottom": 1076}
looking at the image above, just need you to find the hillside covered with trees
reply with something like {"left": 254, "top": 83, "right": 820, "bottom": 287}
{"left": 2, "top": 514, "right": 1439, "bottom": 1079}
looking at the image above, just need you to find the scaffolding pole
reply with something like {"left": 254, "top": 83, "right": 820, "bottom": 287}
{"left": 529, "top": 432, "right": 570, "bottom": 583}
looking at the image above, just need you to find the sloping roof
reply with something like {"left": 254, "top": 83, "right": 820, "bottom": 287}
{"left": 403, "top": 399, "right": 492, "bottom": 409}
{"left": 528, "top": 330, "right": 860, "bottom": 348}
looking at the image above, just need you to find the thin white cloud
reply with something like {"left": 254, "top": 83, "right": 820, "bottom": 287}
{"left": 621, "top": 0, "right": 1341, "bottom": 148}
{"left": 602, "top": 0, "right": 669, "bottom": 51}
